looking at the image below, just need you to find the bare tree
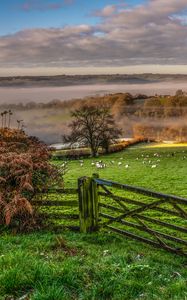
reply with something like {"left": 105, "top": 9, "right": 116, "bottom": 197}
{"left": 63, "top": 105, "right": 122, "bottom": 157}
{"left": 1, "top": 112, "right": 4, "bottom": 128}
{"left": 17, "top": 119, "right": 23, "bottom": 130}
{"left": 4, "top": 111, "right": 8, "bottom": 128}
{"left": 8, "top": 110, "right": 13, "bottom": 128}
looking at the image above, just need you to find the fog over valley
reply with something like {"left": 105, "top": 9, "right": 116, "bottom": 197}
{"left": 0, "top": 81, "right": 187, "bottom": 105}
{"left": 1, "top": 80, "right": 187, "bottom": 144}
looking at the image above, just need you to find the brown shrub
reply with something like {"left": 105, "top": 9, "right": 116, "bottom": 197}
{"left": 0, "top": 128, "right": 60, "bottom": 230}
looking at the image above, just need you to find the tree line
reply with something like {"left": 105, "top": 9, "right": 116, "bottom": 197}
{"left": 1, "top": 90, "right": 187, "bottom": 142}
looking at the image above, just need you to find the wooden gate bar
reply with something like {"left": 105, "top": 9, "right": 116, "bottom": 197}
{"left": 99, "top": 202, "right": 187, "bottom": 233}
{"left": 107, "top": 225, "right": 187, "bottom": 256}
{"left": 99, "top": 192, "right": 186, "bottom": 218}
{"left": 95, "top": 179, "right": 187, "bottom": 205}
{"left": 100, "top": 213, "right": 187, "bottom": 246}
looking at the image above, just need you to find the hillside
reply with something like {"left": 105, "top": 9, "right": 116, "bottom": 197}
{"left": 1, "top": 74, "right": 187, "bottom": 87}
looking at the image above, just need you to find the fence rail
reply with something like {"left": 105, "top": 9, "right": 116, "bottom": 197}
{"left": 95, "top": 178, "right": 187, "bottom": 205}
{"left": 33, "top": 188, "right": 79, "bottom": 229}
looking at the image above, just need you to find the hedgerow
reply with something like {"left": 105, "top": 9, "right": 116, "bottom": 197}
{"left": 0, "top": 128, "right": 59, "bottom": 230}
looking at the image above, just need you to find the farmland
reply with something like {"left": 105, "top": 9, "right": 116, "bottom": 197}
{"left": 0, "top": 144, "right": 187, "bottom": 300}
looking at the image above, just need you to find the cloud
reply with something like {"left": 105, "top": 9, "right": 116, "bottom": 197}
{"left": 21, "top": 0, "right": 73, "bottom": 12}
{"left": 1, "top": 0, "right": 187, "bottom": 71}
{"left": 92, "top": 5, "right": 117, "bottom": 17}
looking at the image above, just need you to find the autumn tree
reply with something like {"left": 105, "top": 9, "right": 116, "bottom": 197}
{"left": 63, "top": 105, "right": 122, "bottom": 157}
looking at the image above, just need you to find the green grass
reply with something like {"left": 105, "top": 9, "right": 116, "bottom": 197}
{"left": 0, "top": 231, "right": 187, "bottom": 300}
{"left": 63, "top": 144, "right": 187, "bottom": 197}
{"left": 1, "top": 144, "right": 187, "bottom": 300}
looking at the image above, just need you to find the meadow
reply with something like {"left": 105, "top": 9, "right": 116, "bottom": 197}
{"left": 0, "top": 143, "right": 187, "bottom": 300}
{"left": 63, "top": 143, "right": 187, "bottom": 196}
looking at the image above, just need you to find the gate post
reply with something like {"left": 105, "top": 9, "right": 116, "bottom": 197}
{"left": 78, "top": 174, "right": 99, "bottom": 233}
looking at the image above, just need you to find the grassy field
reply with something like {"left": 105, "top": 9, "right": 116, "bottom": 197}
{"left": 63, "top": 143, "right": 187, "bottom": 196}
{"left": 0, "top": 143, "right": 187, "bottom": 300}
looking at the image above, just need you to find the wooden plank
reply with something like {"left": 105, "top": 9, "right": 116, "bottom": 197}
{"left": 99, "top": 202, "right": 187, "bottom": 233}
{"left": 106, "top": 225, "right": 187, "bottom": 256}
{"left": 135, "top": 215, "right": 187, "bottom": 234}
{"left": 78, "top": 174, "right": 99, "bottom": 233}
{"left": 49, "top": 225, "right": 80, "bottom": 231}
{"left": 100, "top": 213, "right": 187, "bottom": 246}
{"left": 99, "top": 192, "right": 185, "bottom": 218}
{"left": 39, "top": 213, "right": 79, "bottom": 219}
{"left": 100, "top": 185, "right": 113, "bottom": 195}
{"left": 102, "top": 198, "right": 170, "bottom": 227}
{"left": 95, "top": 179, "right": 187, "bottom": 205}
{"left": 171, "top": 203, "right": 187, "bottom": 218}
{"left": 32, "top": 200, "right": 78, "bottom": 206}
{"left": 37, "top": 188, "right": 78, "bottom": 194}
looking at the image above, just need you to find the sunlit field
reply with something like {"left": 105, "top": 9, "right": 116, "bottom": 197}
{"left": 145, "top": 142, "right": 187, "bottom": 148}
{"left": 62, "top": 144, "right": 187, "bottom": 197}
{"left": 1, "top": 144, "right": 187, "bottom": 300}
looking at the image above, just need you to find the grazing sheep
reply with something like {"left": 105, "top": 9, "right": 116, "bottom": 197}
{"left": 96, "top": 161, "right": 106, "bottom": 169}
{"left": 151, "top": 164, "right": 157, "bottom": 168}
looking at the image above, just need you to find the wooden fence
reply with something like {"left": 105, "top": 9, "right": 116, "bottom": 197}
{"left": 78, "top": 174, "right": 187, "bottom": 256}
{"left": 33, "top": 188, "right": 79, "bottom": 230}
{"left": 34, "top": 175, "right": 187, "bottom": 256}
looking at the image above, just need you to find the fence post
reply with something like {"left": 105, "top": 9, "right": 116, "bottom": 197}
{"left": 78, "top": 174, "right": 99, "bottom": 233}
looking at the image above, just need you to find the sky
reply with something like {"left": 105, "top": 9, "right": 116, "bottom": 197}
{"left": 0, "top": 0, "right": 187, "bottom": 75}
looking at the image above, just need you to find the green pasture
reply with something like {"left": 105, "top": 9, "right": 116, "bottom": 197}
{"left": 62, "top": 143, "right": 187, "bottom": 197}
{"left": 0, "top": 143, "right": 187, "bottom": 300}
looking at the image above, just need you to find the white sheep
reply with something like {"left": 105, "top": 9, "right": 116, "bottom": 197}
{"left": 151, "top": 164, "right": 157, "bottom": 168}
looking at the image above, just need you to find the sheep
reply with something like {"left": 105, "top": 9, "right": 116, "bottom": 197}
{"left": 95, "top": 162, "right": 106, "bottom": 169}
{"left": 151, "top": 164, "right": 157, "bottom": 168}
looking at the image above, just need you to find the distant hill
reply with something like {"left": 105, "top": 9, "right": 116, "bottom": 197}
{"left": 0, "top": 74, "right": 187, "bottom": 87}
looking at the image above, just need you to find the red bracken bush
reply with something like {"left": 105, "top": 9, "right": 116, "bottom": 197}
{"left": 0, "top": 128, "right": 60, "bottom": 230}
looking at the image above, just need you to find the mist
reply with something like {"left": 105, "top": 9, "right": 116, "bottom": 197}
{"left": 1, "top": 81, "right": 187, "bottom": 105}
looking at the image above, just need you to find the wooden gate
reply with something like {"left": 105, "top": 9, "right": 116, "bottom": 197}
{"left": 78, "top": 175, "right": 187, "bottom": 256}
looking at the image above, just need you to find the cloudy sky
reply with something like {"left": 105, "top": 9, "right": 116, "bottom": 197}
{"left": 0, "top": 0, "right": 187, "bottom": 75}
